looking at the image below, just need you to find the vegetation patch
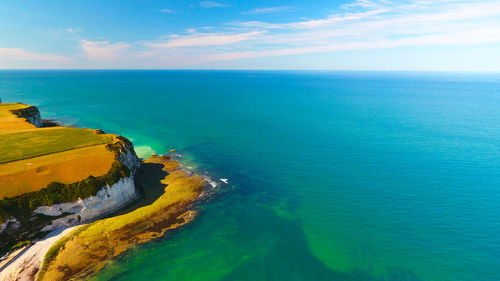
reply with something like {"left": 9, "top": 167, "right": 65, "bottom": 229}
{"left": 0, "top": 161, "right": 130, "bottom": 224}
{"left": 41, "top": 224, "right": 90, "bottom": 274}
{"left": 0, "top": 144, "right": 115, "bottom": 199}
{"left": 0, "top": 103, "right": 137, "bottom": 256}
{"left": 9, "top": 240, "right": 31, "bottom": 251}
{"left": 0, "top": 127, "right": 113, "bottom": 164}
{"left": 38, "top": 156, "right": 207, "bottom": 281}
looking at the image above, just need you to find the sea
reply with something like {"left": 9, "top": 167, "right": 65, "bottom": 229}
{"left": 1, "top": 70, "right": 499, "bottom": 281}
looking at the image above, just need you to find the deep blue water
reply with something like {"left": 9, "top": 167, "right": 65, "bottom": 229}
{"left": 1, "top": 70, "right": 500, "bottom": 281}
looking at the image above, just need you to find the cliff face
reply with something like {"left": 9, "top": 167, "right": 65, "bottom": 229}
{"left": 37, "top": 155, "right": 208, "bottom": 281}
{"left": 35, "top": 177, "right": 137, "bottom": 231}
{"left": 116, "top": 137, "right": 141, "bottom": 173}
{"left": 0, "top": 145, "right": 141, "bottom": 239}
{"left": 12, "top": 105, "right": 42, "bottom": 128}
{"left": 34, "top": 145, "right": 140, "bottom": 231}
{"left": 0, "top": 104, "right": 142, "bottom": 253}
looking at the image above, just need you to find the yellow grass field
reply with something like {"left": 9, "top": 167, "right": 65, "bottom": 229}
{"left": 0, "top": 145, "right": 115, "bottom": 198}
{"left": 0, "top": 103, "right": 38, "bottom": 130}
{"left": 0, "top": 102, "right": 117, "bottom": 199}
{"left": 0, "top": 103, "right": 31, "bottom": 117}
{"left": 0, "top": 127, "right": 113, "bottom": 164}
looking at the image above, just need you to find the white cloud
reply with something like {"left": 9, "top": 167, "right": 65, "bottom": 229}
{"left": 166, "top": 0, "right": 500, "bottom": 66}
{"left": 289, "top": 9, "right": 389, "bottom": 29}
{"left": 235, "top": 8, "right": 389, "bottom": 29}
{"left": 80, "top": 40, "right": 130, "bottom": 60}
{"left": 146, "top": 31, "right": 262, "bottom": 48}
{"left": 199, "top": 1, "right": 229, "bottom": 8}
{"left": 5, "top": 0, "right": 500, "bottom": 69}
{"left": 188, "top": 26, "right": 500, "bottom": 64}
{"left": 77, "top": 0, "right": 500, "bottom": 68}
{"left": 0, "top": 48, "right": 67, "bottom": 61}
{"left": 342, "top": 0, "right": 378, "bottom": 9}
{"left": 159, "top": 9, "right": 174, "bottom": 13}
{"left": 66, "top": 27, "right": 83, "bottom": 34}
{"left": 243, "top": 6, "right": 291, "bottom": 14}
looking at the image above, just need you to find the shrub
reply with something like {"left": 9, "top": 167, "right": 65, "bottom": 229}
{"left": 0, "top": 161, "right": 130, "bottom": 219}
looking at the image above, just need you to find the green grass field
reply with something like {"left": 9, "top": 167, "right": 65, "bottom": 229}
{"left": 0, "top": 127, "right": 113, "bottom": 164}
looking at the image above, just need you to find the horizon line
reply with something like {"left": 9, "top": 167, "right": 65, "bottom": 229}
{"left": 0, "top": 69, "right": 500, "bottom": 73}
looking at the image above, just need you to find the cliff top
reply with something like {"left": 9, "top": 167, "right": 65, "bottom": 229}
{"left": 0, "top": 103, "right": 39, "bottom": 131}
{"left": 0, "top": 103, "right": 123, "bottom": 199}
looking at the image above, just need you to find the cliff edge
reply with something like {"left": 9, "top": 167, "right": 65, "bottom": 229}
{"left": 0, "top": 103, "right": 141, "bottom": 253}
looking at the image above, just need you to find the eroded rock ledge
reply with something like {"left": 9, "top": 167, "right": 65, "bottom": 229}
{"left": 37, "top": 155, "right": 209, "bottom": 281}
{"left": 11, "top": 105, "right": 43, "bottom": 128}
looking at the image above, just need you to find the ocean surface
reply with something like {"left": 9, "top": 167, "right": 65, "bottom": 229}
{"left": 1, "top": 70, "right": 499, "bottom": 281}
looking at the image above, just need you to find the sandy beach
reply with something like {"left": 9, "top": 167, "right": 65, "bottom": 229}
{"left": 0, "top": 226, "right": 79, "bottom": 281}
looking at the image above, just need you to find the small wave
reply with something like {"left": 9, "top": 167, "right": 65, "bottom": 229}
{"left": 207, "top": 178, "right": 218, "bottom": 188}
{"left": 201, "top": 175, "right": 218, "bottom": 188}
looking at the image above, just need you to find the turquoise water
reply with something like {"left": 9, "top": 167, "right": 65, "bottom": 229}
{"left": 1, "top": 71, "right": 500, "bottom": 281}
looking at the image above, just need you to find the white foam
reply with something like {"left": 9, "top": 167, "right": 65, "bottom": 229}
{"left": 134, "top": 145, "right": 156, "bottom": 159}
{"left": 220, "top": 178, "right": 229, "bottom": 184}
{"left": 202, "top": 175, "right": 217, "bottom": 188}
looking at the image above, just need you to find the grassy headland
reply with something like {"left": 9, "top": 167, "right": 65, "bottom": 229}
{"left": 0, "top": 103, "right": 134, "bottom": 253}
{"left": 0, "top": 145, "right": 115, "bottom": 198}
{"left": 0, "top": 103, "right": 40, "bottom": 130}
{"left": 0, "top": 102, "right": 208, "bottom": 281}
{"left": 0, "top": 127, "right": 112, "bottom": 164}
{"left": 0, "top": 103, "right": 116, "bottom": 200}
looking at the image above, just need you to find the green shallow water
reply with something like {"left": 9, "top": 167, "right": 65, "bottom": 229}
{"left": 1, "top": 70, "right": 500, "bottom": 281}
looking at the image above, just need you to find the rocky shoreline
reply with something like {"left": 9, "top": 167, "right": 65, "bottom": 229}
{"left": 0, "top": 103, "right": 213, "bottom": 280}
{"left": 37, "top": 155, "right": 210, "bottom": 280}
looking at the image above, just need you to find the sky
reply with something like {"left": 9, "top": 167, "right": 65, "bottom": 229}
{"left": 0, "top": 0, "right": 499, "bottom": 70}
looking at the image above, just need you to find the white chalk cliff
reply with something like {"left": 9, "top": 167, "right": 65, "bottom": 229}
{"left": 34, "top": 139, "right": 141, "bottom": 231}
{"left": 0, "top": 218, "right": 20, "bottom": 234}
{"left": 35, "top": 177, "right": 137, "bottom": 231}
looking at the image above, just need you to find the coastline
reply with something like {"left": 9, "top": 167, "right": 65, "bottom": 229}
{"left": 1, "top": 70, "right": 499, "bottom": 281}
{"left": 0, "top": 225, "right": 80, "bottom": 281}
{"left": 0, "top": 155, "right": 212, "bottom": 281}
{"left": 0, "top": 103, "right": 214, "bottom": 280}
{"left": 37, "top": 155, "right": 211, "bottom": 280}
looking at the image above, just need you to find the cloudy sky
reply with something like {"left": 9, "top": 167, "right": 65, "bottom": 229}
{"left": 1, "top": 0, "right": 499, "bottom": 70}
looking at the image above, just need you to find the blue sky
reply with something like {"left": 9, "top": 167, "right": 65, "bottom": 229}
{"left": 1, "top": 0, "right": 499, "bottom": 70}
